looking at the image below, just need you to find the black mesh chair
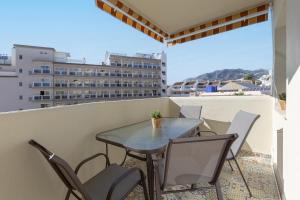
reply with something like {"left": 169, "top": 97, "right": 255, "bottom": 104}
{"left": 153, "top": 134, "right": 238, "bottom": 200}
{"left": 29, "top": 140, "right": 149, "bottom": 200}
{"left": 200, "top": 110, "right": 260, "bottom": 197}
{"left": 179, "top": 105, "right": 202, "bottom": 136}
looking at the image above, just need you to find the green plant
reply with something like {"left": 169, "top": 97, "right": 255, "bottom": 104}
{"left": 279, "top": 92, "right": 286, "bottom": 101}
{"left": 151, "top": 111, "right": 162, "bottom": 119}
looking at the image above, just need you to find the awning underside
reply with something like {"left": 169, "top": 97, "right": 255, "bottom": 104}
{"left": 96, "top": 0, "right": 270, "bottom": 46}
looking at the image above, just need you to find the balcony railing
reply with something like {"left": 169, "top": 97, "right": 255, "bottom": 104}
{"left": 54, "top": 83, "right": 68, "bottom": 87}
{"left": 54, "top": 71, "right": 68, "bottom": 76}
{"left": 51, "top": 71, "right": 160, "bottom": 79}
{"left": 52, "top": 82, "right": 161, "bottom": 89}
{"left": 54, "top": 95, "right": 68, "bottom": 100}
{"left": 30, "top": 69, "right": 51, "bottom": 75}
{"left": 30, "top": 82, "right": 52, "bottom": 88}
{"left": 30, "top": 95, "right": 52, "bottom": 101}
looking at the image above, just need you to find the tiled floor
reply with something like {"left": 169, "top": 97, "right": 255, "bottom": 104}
{"left": 124, "top": 152, "right": 280, "bottom": 200}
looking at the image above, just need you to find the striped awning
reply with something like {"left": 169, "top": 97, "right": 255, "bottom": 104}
{"left": 96, "top": 0, "right": 270, "bottom": 46}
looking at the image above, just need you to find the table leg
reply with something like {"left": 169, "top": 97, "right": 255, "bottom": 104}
{"left": 146, "top": 154, "right": 155, "bottom": 200}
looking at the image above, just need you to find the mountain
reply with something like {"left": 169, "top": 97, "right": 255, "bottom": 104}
{"left": 185, "top": 68, "right": 269, "bottom": 81}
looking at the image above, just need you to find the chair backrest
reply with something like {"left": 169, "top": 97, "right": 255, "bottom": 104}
{"left": 226, "top": 110, "right": 260, "bottom": 158}
{"left": 179, "top": 105, "right": 202, "bottom": 119}
{"left": 29, "top": 140, "right": 91, "bottom": 200}
{"left": 162, "top": 134, "right": 237, "bottom": 188}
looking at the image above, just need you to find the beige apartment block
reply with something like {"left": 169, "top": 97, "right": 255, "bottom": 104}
{"left": 0, "top": 45, "right": 167, "bottom": 112}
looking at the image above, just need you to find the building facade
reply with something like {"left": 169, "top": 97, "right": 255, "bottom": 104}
{"left": 0, "top": 45, "right": 167, "bottom": 112}
{"left": 104, "top": 51, "right": 167, "bottom": 96}
{"left": 168, "top": 79, "right": 271, "bottom": 96}
{"left": 168, "top": 80, "right": 224, "bottom": 96}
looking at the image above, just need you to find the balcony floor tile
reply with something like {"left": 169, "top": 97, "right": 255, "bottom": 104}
{"left": 124, "top": 151, "right": 280, "bottom": 200}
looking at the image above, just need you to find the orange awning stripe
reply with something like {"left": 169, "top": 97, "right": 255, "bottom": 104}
{"left": 96, "top": 0, "right": 167, "bottom": 43}
{"left": 167, "top": 3, "right": 269, "bottom": 46}
{"left": 95, "top": 0, "right": 270, "bottom": 46}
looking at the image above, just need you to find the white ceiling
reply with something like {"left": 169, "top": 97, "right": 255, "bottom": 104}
{"left": 121, "top": 0, "right": 268, "bottom": 34}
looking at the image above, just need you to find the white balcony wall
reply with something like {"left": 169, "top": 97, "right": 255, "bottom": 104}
{"left": 0, "top": 96, "right": 273, "bottom": 200}
{"left": 0, "top": 98, "right": 169, "bottom": 200}
{"left": 169, "top": 96, "right": 273, "bottom": 155}
{"left": 285, "top": 0, "right": 300, "bottom": 199}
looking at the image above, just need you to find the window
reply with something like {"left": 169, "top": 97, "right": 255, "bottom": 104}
{"left": 41, "top": 66, "right": 50, "bottom": 74}
{"left": 19, "top": 95, "right": 23, "bottom": 100}
{"left": 162, "top": 80, "right": 166, "bottom": 84}
{"left": 19, "top": 82, "right": 22, "bottom": 87}
{"left": 19, "top": 68, "right": 23, "bottom": 73}
{"left": 18, "top": 55, "right": 23, "bottom": 60}
{"left": 162, "top": 71, "right": 166, "bottom": 75}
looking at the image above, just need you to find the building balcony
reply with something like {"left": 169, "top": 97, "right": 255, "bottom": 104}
{"left": 69, "top": 94, "right": 82, "bottom": 99}
{"left": 0, "top": 96, "right": 281, "bottom": 200}
{"left": 54, "top": 71, "right": 68, "bottom": 76}
{"left": 30, "top": 82, "right": 52, "bottom": 88}
{"left": 54, "top": 83, "right": 68, "bottom": 88}
{"left": 54, "top": 95, "right": 68, "bottom": 100}
{"left": 29, "top": 69, "right": 51, "bottom": 75}
{"left": 30, "top": 95, "right": 52, "bottom": 101}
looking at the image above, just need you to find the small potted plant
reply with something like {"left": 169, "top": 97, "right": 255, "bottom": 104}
{"left": 278, "top": 92, "right": 286, "bottom": 111}
{"left": 151, "top": 111, "right": 162, "bottom": 128}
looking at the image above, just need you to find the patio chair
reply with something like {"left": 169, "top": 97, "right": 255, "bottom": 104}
{"left": 29, "top": 140, "right": 148, "bottom": 200}
{"left": 200, "top": 110, "right": 260, "bottom": 197}
{"left": 153, "top": 134, "right": 238, "bottom": 200}
{"left": 179, "top": 105, "right": 202, "bottom": 136}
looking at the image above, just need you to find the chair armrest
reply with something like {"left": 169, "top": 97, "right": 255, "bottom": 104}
{"left": 75, "top": 153, "right": 110, "bottom": 174}
{"left": 106, "top": 167, "right": 145, "bottom": 200}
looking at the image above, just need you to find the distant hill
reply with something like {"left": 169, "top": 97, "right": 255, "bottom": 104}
{"left": 185, "top": 68, "right": 269, "bottom": 81}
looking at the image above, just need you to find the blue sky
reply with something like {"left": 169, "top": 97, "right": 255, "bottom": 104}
{"left": 0, "top": 0, "right": 273, "bottom": 84}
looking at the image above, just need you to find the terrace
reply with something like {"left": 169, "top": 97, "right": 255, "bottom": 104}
{"left": 0, "top": 96, "right": 282, "bottom": 199}
{"left": 0, "top": 0, "right": 297, "bottom": 199}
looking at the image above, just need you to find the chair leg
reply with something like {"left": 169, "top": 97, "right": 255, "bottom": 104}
{"left": 233, "top": 157, "right": 253, "bottom": 197}
{"left": 141, "top": 176, "right": 149, "bottom": 200}
{"left": 65, "top": 190, "right": 81, "bottom": 200}
{"left": 227, "top": 160, "right": 234, "bottom": 172}
{"left": 120, "top": 151, "right": 128, "bottom": 166}
{"left": 196, "top": 127, "right": 201, "bottom": 136}
{"left": 65, "top": 190, "right": 71, "bottom": 200}
{"left": 215, "top": 180, "right": 224, "bottom": 200}
{"left": 105, "top": 143, "right": 109, "bottom": 167}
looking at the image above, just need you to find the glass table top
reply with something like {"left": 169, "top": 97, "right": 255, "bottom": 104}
{"left": 96, "top": 118, "right": 203, "bottom": 154}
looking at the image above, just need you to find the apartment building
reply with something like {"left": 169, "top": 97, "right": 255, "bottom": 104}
{"left": 0, "top": 58, "right": 19, "bottom": 112}
{"left": 0, "top": 44, "right": 167, "bottom": 112}
{"left": 168, "top": 79, "right": 270, "bottom": 96}
{"left": 169, "top": 80, "right": 222, "bottom": 96}
{"left": 104, "top": 51, "right": 167, "bottom": 95}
